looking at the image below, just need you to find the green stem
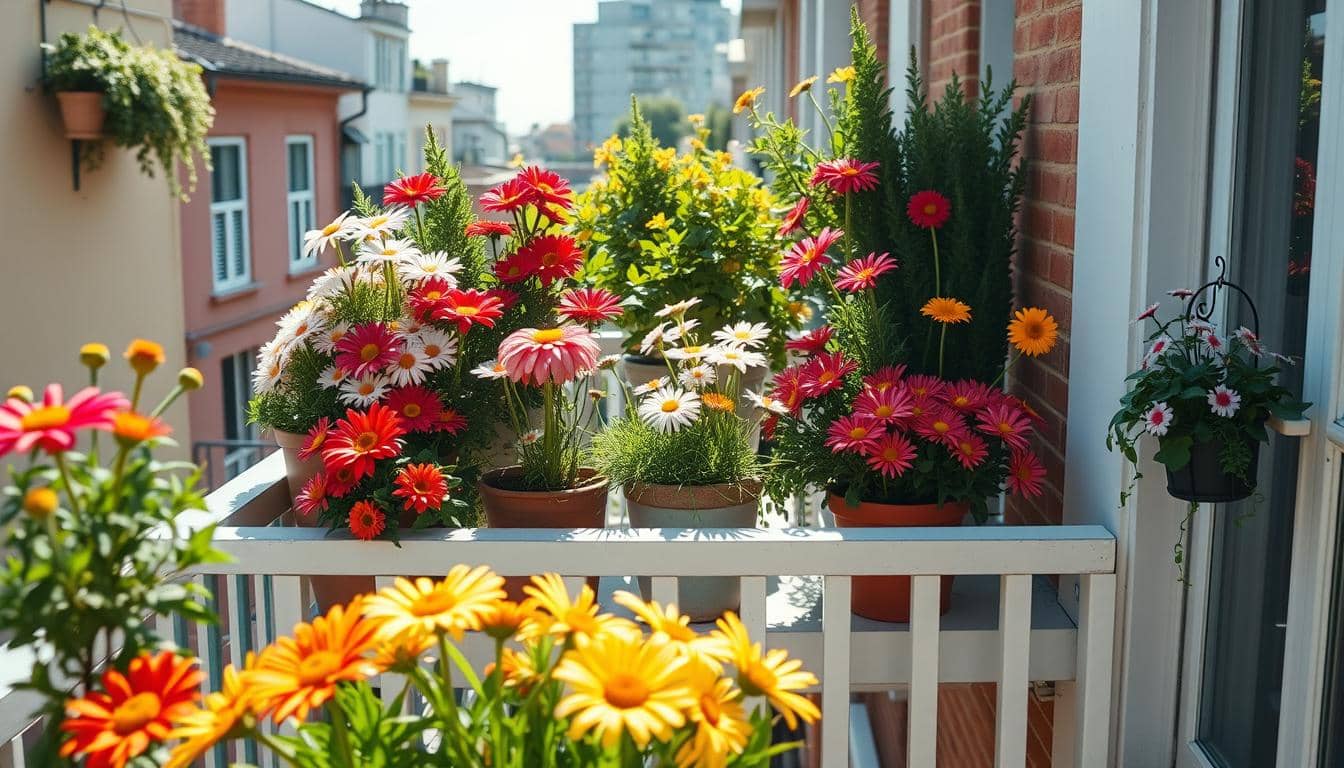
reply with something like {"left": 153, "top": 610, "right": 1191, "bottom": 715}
{"left": 930, "top": 228, "right": 943, "bottom": 297}
{"left": 844, "top": 191, "right": 854, "bottom": 260}
{"left": 129, "top": 372, "right": 146, "bottom": 413}
{"left": 150, "top": 384, "right": 185, "bottom": 419}
{"left": 254, "top": 731, "right": 301, "bottom": 765}
{"left": 54, "top": 453, "right": 82, "bottom": 517}
{"left": 989, "top": 350, "right": 1023, "bottom": 390}
{"left": 330, "top": 697, "right": 354, "bottom": 766}
{"left": 938, "top": 324, "right": 947, "bottom": 378}
{"left": 413, "top": 205, "right": 427, "bottom": 245}
{"left": 806, "top": 90, "right": 835, "bottom": 150}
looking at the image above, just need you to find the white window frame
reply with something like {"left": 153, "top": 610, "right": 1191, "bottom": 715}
{"left": 220, "top": 349, "right": 261, "bottom": 480}
{"left": 285, "top": 135, "right": 317, "bottom": 273}
{"left": 208, "top": 137, "right": 251, "bottom": 294}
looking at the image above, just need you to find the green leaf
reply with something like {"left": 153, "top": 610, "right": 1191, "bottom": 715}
{"left": 1153, "top": 436, "right": 1193, "bottom": 471}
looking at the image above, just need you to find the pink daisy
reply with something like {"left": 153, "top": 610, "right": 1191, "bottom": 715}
{"left": 1134, "top": 302, "right": 1161, "bottom": 323}
{"left": 853, "top": 385, "right": 914, "bottom": 425}
{"left": 293, "top": 473, "right": 329, "bottom": 521}
{"left": 769, "top": 366, "right": 807, "bottom": 416}
{"left": 1007, "top": 450, "right": 1046, "bottom": 497}
{"left": 976, "top": 402, "right": 1034, "bottom": 450}
{"left": 778, "top": 197, "right": 810, "bottom": 236}
{"left": 335, "top": 322, "right": 403, "bottom": 378}
{"left": 866, "top": 432, "right": 917, "bottom": 478}
{"left": 948, "top": 433, "right": 989, "bottom": 469}
{"left": 1143, "top": 402, "right": 1174, "bottom": 436}
{"left": 0, "top": 384, "right": 127, "bottom": 456}
{"left": 1207, "top": 385, "right": 1241, "bottom": 418}
{"left": 825, "top": 414, "right": 883, "bottom": 454}
{"left": 780, "top": 228, "right": 844, "bottom": 288}
{"left": 297, "top": 417, "right": 331, "bottom": 461}
{"left": 497, "top": 325, "right": 601, "bottom": 385}
{"left": 557, "top": 288, "right": 623, "bottom": 325}
{"left": 904, "top": 374, "right": 946, "bottom": 401}
{"left": 785, "top": 325, "right": 833, "bottom": 357}
{"left": 944, "top": 380, "right": 993, "bottom": 412}
{"left": 862, "top": 366, "right": 907, "bottom": 393}
{"left": 810, "top": 158, "right": 880, "bottom": 195}
{"left": 834, "top": 252, "right": 897, "bottom": 292}
{"left": 800, "top": 351, "right": 858, "bottom": 398}
{"left": 385, "top": 385, "right": 444, "bottom": 432}
{"left": 913, "top": 407, "right": 968, "bottom": 447}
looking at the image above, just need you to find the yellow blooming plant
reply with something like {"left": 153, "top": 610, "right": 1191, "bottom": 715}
{"left": 574, "top": 98, "right": 802, "bottom": 367}
{"left": 148, "top": 566, "right": 816, "bottom": 767}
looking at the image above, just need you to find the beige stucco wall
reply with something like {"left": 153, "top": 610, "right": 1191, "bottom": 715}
{"left": 0, "top": 0, "right": 192, "bottom": 448}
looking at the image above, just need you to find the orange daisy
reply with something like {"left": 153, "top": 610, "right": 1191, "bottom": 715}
{"left": 111, "top": 411, "right": 172, "bottom": 447}
{"left": 124, "top": 339, "right": 166, "bottom": 376}
{"left": 920, "top": 297, "right": 972, "bottom": 324}
{"left": 60, "top": 651, "right": 202, "bottom": 768}
{"left": 1007, "top": 307, "right": 1059, "bottom": 357}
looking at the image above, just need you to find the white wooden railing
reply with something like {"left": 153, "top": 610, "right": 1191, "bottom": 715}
{"left": 0, "top": 451, "right": 1116, "bottom": 768}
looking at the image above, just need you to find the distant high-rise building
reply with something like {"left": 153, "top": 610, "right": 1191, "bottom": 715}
{"left": 573, "top": 0, "right": 734, "bottom": 150}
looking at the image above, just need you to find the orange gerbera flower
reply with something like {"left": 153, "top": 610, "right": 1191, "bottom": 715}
{"left": 248, "top": 599, "right": 381, "bottom": 724}
{"left": 701, "top": 392, "right": 736, "bottom": 413}
{"left": 1007, "top": 307, "right": 1059, "bottom": 357}
{"left": 733, "top": 86, "right": 765, "bottom": 114}
{"left": 60, "top": 651, "right": 202, "bottom": 768}
{"left": 111, "top": 411, "right": 172, "bottom": 447}
{"left": 920, "top": 297, "right": 972, "bottom": 324}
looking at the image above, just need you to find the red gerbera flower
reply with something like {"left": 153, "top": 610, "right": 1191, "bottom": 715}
{"left": 407, "top": 276, "right": 455, "bottom": 324}
{"left": 322, "top": 403, "right": 405, "bottom": 479}
{"left": 785, "top": 325, "right": 833, "bottom": 357}
{"left": 866, "top": 432, "right": 917, "bottom": 478}
{"left": 493, "top": 248, "right": 541, "bottom": 283}
{"left": 348, "top": 501, "right": 386, "bottom": 541}
{"left": 907, "top": 190, "right": 952, "bottom": 229}
{"left": 913, "top": 407, "right": 967, "bottom": 446}
{"left": 904, "top": 374, "right": 946, "bottom": 401}
{"left": 762, "top": 412, "right": 780, "bottom": 441}
{"left": 862, "top": 365, "right": 907, "bottom": 393}
{"left": 294, "top": 472, "right": 329, "bottom": 521}
{"left": 436, "top": 408, "right": 468, "bottom": 435}
{"left": 944, "top": 380, "right": 993, "bottom": 412}
{"left": 778, "top": 197, "right": 810, "bottom": 235}
{"left": 383, "top": 172, "right": 447, "bottom": 207}
{"left": 948, "top": 433, "right": 989, "bottom": 469}
{"left": 825, "top": 414, "right": 883, "bottom": 454}
{"left": 1007, "top": 450, "right": 1046, "bottom": 496}
{"left": 480, "top": 177, "right": 533, "bottom": 212}
{"left": 59, "top": 651, "right": 201, "bottom": 768}
{"left": 392, "top": 463, "right": 449, "bottom": 514}
{"left": 976, "top": 402, "right": 1033, "bottom": 450}
{"left": 385, "top": 385, "right": 443, "bottom": 432}
{"left": 853, "top": 384, "right": 914, "bottom": 425}
{"left": 834, "top": 252, "right": 897, "bottom": 292}
{"left": 517, "top": 165, "right": 574, "bottom": 210}
{"left": 800, "top": 351, "right": 858, "bottom": 397}
{"left": 487, "top": 287, "right": 520, "bottom": 311}
{"left": 770, "top": 366, "right": 807, "bottom": 416}
{"left": 433, "top": 289, "right": 506, "bottom": 334}
{"left": 465, "top": 220, "right": 513, "bottom": 238}
{"left": 297, "top": 417, "right": 331, "bottom": 461}
{"left": 325, "top": 463, "right": 361, "bottom": 498}
{"left": 335, "top": 323, "right": 403, "bottom": 379}
{"left": 780, "top": 227, "right": 844, "bottom": 288}
{"left": 810, "top": 158, "right": 880, "bottom": 195}
{"left": 558, "top": 287, "right": 623, "bottom": 325}
{"left": 517, "top": 234, "right": 584, "bottom": 286}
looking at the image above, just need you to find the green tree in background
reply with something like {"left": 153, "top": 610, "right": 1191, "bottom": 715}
{"left": 615, "top": 96, "right": 688, "bottom": 147}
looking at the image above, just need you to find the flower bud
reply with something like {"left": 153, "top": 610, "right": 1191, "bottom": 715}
{"left": 177, "top": 367, "right": 205, "bottom": 391}
{"left": 79, "top": 343, "right": 111, "bottom": 370}
{"left": 124, "top": 339, "right": 166, "bottom": 376}
{"left": 6, "top": 385, "right": 33, "bottom": 403}
{"left": 22, "top": 487, "right": 59, "bottom": 520}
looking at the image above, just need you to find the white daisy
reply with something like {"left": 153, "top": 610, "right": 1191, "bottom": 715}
{"left": 1207, "top": 385, "right": 1242, "bottom": 418}
{"left": 640, "top": 322, "right": 672, "bottom": 356}
{"left": 708, "top": 345, "right": 766, "bottom": 373}
{"left": 677, "top": 364, "right": 717, "bottom": 389}
{"left": 1233, "top": 326, "right": 1264, "bottom": 357}
{"left": 597, "top": 354, "right": 622, "bottom": 370}
{"left": 1202, "top": 331, "right": 1226, "bottom": 356}
{"left": 302, "top": 211, "right": 357, "bottom": 259}
{"left": 338, "top": 373, "right": 391, "bottom": 407}
{"left": 306, "top": 266, "right": 355, "bottom": 301}
{"left": 252, "top": 344, "right": 287, "bottom": 394}
{"left": 516, "top": 428, "right": 543, "bottom": 447}
{"left": 398, "top": 251, "right": 463, "bottom": 283}
{"left": 358, "top": 237, "right": 421, "bottom": 265}
{"left": 318, "top": 365, "right": 348, "bottom": 390}
{"left": 1143, "top": 402, "right": 1174, "bottom": 436}
{"left": 386, "top": 345, "right": 433, "bottom": 386}
{"left": 1186, "top": 319, "right": 1215, "bottom": 337}
{"left": 654, "top": 298, "right": 702, "bottom": 318}
{"left": 633, "top": 376, "right": 669, "bottom": 395}
{"left": 276, "top": 301, "right": 326, "bottom": 346}
{"left": 664, "top": 344, "right": 711, "bottom": 362}
{"left": 1272, "top": 352, "right": 1297, "bottom": 366}
{"left": 397, "top": 316, "right": 425, "bottom": 337}
{"left": 638, "top": 387, "right": 702, "bottom": 433}
{"left": 353, "top": 207, "right": 411, "bottom": 241}
{"left": 471, "top": 359, "right": 509, "bottom": 380}
{"left": 312, "top": 321, "right": 351, "bottom": 355}
{"left": 745, "top": 389, "right": 789, "bottom": 415}
{"left": 713, "top": 322, "right": 771, "bottom": 349}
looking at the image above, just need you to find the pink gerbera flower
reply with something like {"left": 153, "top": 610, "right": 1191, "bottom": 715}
{"left": 293, "top": 473, "right": 329, "bottom": 521}
{"left": 434, "top": 289, "right": 507, "bottom": 334}
{"left": 780, "top": 228, "right": 844, "bottom": 288}
{"left": 297, "top": 417, "right": 331, "bottom": 460}
{"left": 810, "top": 158, "right": 880, "bottom": 195}
{"left": 480, "top": 177, "right": 533, "bottom": 213}
{"left": 769, "top": 365, "right": 807, "bottom": 416}
{"left": 778, "top": 197, "right": 810, "bottom": 236}
{"left": 948, "top": 433, "right": 989, "bottom": 469}
{"left": 385, "top": 385, "right": 443, "bottom": 432}
{"left": 862, "top": 365, "right": 907, "bottom": 393}
{"left": 785, "top": 325, "right": 833, "bottom": 357}
{"left": 0, "top": 384, "right": 127, "bottom": 456}
{"left": 435, "top": 408, "right": 468, "bottom": 435}
{"left": 493, "top": 248, "right": 540, "bottom": 283}
{"left": 383, "top": 172, "right": 447, "bottom": 208}
{"left": 977, "top": 402, "right": 1034, "bottom": 450}
{"left": 825, "top": 414, "right": 883, "bottom": 454}
{"left": 335, "top": 322, "right": 403, "bottom": 379}
{"left": 1134, "top": 302, "right": 1161, "bottom": 323}
{"left": 517, "top": 165, "right": 574, "bottom": 210}
{"left": 853, "top": 385, "right": 914, "bottom": 425}
{"left": 465, "top": 220, "right": 513, "bottom": 239}
{"left": 498, "top": 325, "right": 601, "bottom": 385}
{"left": 1007, "top": 450, "right": 1046, "bottom": 496}
{"left": 914, "top": 407, "right": 967, "bottom": 446}
{"left": 906, "top": 190, "right": 951, "bottom": 229}
{"left": 944, "top": 380, "right": 993, "bottom": 412}
{"left": 800, "top": 351, "right": 858, "bottom": 397}
{"left": 1144, "top": 402, "right": 1174, "bottom": 436}
{"left": 558, "top": 288, "right": 623, "bottom": 325}
{"left": 866, "top": 432, "right": 917, "bottom": 478}
{"left": 904, "top": 375, "right": 946, "bottom": 401}
{"left": 834, "top": 252, "right": 897, "bottom": 292}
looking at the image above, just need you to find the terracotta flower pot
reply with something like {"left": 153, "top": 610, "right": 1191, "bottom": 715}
{"left": 273, "top": 428, "right": 322, "bottom": 504}
{"left": 626, "top": 480, "right": 761, "bottom": 622}
{"left": 56, "top": 91, "right": 106, "bottom": 140}
{"left": 479, "top": 466, "right": 609, "bottom": 600}
{"left": 827, "top": 491, "right": 968, "bottom": 623}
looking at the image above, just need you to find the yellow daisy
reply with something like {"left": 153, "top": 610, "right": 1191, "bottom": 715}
{"left": 478, "top": 599, "right": 540, "bottom": 641}
{"left": 614, "top": 592, "right": 723, "bottom": 669}
{"left": 363, "top": 566, "right": 506, "bottom": 643}
{"left": 789, "top": 75, "right": 819, "bottom": 97}
{"left": 675, "top": 661, "right": 751, "bottom": 768}
{"left": 1007, "top": 307, "right": 1059, "bottom": 357}
{"left": 165, "top": 657, "right": 256, "bottom": 768}
{"left": 920, "top": 297, "right": 973, "bottom": 324}
{"left": 733, "top": 86, "right": 765, "bottom": 114}
{"left": 646, "top": 212, "right": 672, "bottom": 231}
{"left": 524, "top": 573, "right": 633, "bottom": 643}
{"left": 709, "top": 612, "right": 819, "bottom": 729}
{"left": 553, "top": 629, "right": 695, "bottom": 748}
{"left": 827, "top": 66, "right": 856, "bottom": 84}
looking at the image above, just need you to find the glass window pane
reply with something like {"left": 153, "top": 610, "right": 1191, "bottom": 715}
{"left": 211, "top": 145, "right": 241, "bottom": 202}
{"left": 212, "top": 212, "right": 226, "bottom": 281}
{"left": 221, "top": 354, "right": 239, "bottom": 442}
{"left": 288, "top": 141, "right": 310, "bottom": 192}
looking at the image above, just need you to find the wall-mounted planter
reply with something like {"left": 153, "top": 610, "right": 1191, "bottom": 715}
{"left": 56, "top": 91, "right": 105, "bottom": 140}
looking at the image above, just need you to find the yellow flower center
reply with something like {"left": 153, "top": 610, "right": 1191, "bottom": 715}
{"left": 740, "top": 662, "right": 778, "bottom": 697}
{"left": 933, "top": 420, "right": 951, "bottom": 434}
{"left": 410, "top": 590, "right": 459, "bottom": 617}
{"left": 297, "top": 651, "right": 340, "bottom": 687}
{"left": 997, "top": 422, "right": 1013, "bottom": 435}
{"left": 882, "top": 447, "right": 902, "bottom": 461}
{"left": 457, "top": 306, "right": 480, "bottom": 316}
{"left": 422, "top": 263, "right": 438, "bottom": 273}
{"left": 310, "top": 432, "right": 326, "bottom": 450}
{"left": 660, "top": 399, "right": 681, "bottom": 413}
{"left": 398, "top": 353, "right": 417, "bottom": 370}
{"left": 360, "top": 343, "right": 382, "bottom": 363}
{"left": 424, "top": 344, "right": 441, "bottom": 357}
{"left": 699, "top": 693, "right": 723, "bottom": 726}
{"left": 848, "top": 426, "right": 869, "bottom": 440}
{"left": 953, "top": 396, "right": 970, "bottom": 407}
{"left": 874, "top": 405, "right": 893, "bottom": 418}
{"left": 110, "top": 692, "right": 161, "bottom": 734}
{"left": 425, "top": 290, "right": 443, "bottom": 301}
{"left": 857, "top": 268, "right": 875, "bottom": 281}
{"left": 322, "top": 221, "right": 342, "bottom": 236}
{"left": 645, "top": 379, "right": 663, "bottom": 390}
{"left": 355, "top": 431, "right": 378, "bottom": 451}
{"left": 20, "top": 405, "right": 70, "bottom": 431}
{"left": 842, "top": 167, "right": 859, "bottom": 177}
{"left": 381, "top": 248, "right": 396, "bottom": 257}
{"left": 923, "top": 203, "right": 938, "bottom": 215}
{"left": 532, "top": 328, "right": 566, "bottom": 344}
{"left": 816, "top": 372, "right": 836, "bottom": 385}
{"left": 402, "top": 403, "right": 422, "bottom": 418}
{"left": 368, "top": 216, "right": 389, "bottom": 229}
{"left": 604, "top": 673, "right": 651, "bottom": 709}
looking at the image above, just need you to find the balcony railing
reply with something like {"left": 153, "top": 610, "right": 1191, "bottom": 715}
{"left": 0, "top": 452, "right": 1116, "bottom": 767}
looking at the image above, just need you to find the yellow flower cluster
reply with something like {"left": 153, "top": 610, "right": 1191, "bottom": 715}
{"left": 161, "top": 565, "right": 818, "bottom": 767}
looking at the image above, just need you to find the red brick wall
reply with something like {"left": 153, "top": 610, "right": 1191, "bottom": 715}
{"left": 927, "top": 0, "right": 981, "bottom": 97}
{"left": 173, "top": 0, "right": 224, "bottom": 34}
{"left": 857, "top": 0, "right": 891, "bottom": 70}
{"left": 1006, "top": 0, "right": 1081, "bottom": 527}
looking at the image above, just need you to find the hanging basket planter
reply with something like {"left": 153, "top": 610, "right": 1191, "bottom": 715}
{"left": 55, "top": 91, "right": 106, "bottom": 140}
{"left": 1163, "top": 436, "right": 1261, "bottom": 503}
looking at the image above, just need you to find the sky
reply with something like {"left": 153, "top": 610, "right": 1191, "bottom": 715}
{"left": 323, "top": 0, "right": 741, "bottom": 135}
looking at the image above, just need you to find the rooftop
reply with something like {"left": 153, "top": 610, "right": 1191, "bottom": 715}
{"left": 173, "top": 22, "right": 368, "bottom": 90}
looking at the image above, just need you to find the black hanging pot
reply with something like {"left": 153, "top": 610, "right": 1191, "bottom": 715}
{"left": 1164, "top": 437, "right": 1260, "bottom": 503}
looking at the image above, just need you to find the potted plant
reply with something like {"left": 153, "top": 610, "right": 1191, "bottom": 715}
{"left": 573, "top": 100, "right": 805, "bottom": 401}
{"left": 592, "top": 300, "right": 772, "bottom": 621}
{"left": 44, "top": 26, "right": 213, "bottom": 198}
{"left": 1108, "top": 286, "right": 1309, "bottom": 505}
{"left": 748, "top": 14, "right": 1049, "bottom": 622}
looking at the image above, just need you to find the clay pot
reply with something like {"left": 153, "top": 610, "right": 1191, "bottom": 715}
{"left": 273, "top": 428, "right": 322, "bottom": 504}
{"left": 479, "top": 466, "right": 608, "bottom": 600}
{"left": 626, "top": 480, "right": 761, "bottom": 622}
{"left": 56, "top": 92, "right": 106, "bottom": 140}
{"left": 827, "top": 491, "right": 968, "bottom": 623}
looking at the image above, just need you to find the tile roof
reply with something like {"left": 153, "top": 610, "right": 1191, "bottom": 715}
{"left": 173, "top": 22, "right": 367, "bottom": 90}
